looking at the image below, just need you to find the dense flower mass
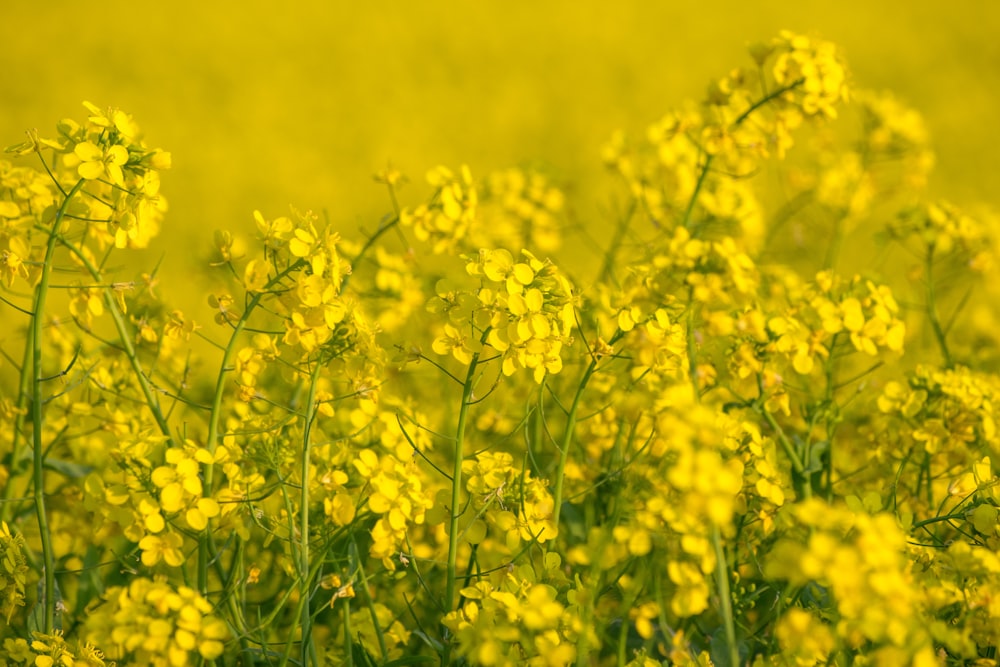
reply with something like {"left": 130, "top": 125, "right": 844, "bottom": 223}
{"left": 2, "top": 33, "right": 1000, "bottom": 666}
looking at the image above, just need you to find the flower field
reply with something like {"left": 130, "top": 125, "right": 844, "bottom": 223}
{"left": 2, "top": 15, "right": 1000, "bottom": 667}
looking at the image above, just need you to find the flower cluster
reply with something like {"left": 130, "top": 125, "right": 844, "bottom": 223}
{"left": 7, "top": 101, "right": 170, "bottom": 252}
{"left": 473, "top": 167, "right": 565, "bottom": 252}
{"left": 82, "top": 577, "right": 228, "bottom": 666}
{"left": 0, "top": 522, "right": 28, "bottom": 623}
{"left": 766, "top": 30, "right": 850, "bottom": 119}
{"left": 765, "top": 500, "right": 938, "bottom": 664}
{"left": 399, "top": 165, "right": 478, "bottom": 253}
{"left": 1, "top": 631, "right": 110, "bottom": 667}
{"left": 603, "top": 31, "right": 848, "bottom": 242}
{"left": 462, "top": 451, "right": 558, "bottom": 552}
{"left": 430, "top": 247, "right": 576, "bottom": 383}
{"left": 765, "top": 271, "right": 906, "bottom": 375}
{"left": 889, "top": 200, "right": 994, "bottom": 273}
{"left": 443, "top": 572, "right": 578, "bottom": 666}
{"left": 352, "top": 447, "right": 434, "bottom": 563}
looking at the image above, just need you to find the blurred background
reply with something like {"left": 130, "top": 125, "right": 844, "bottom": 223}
{"left": 3, "top": 1, "right": 998, "bottom": 310}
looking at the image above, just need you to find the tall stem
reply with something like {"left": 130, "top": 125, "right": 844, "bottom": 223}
{"left": 552, "top": 329, "right": 625, "bottom": 527}
{"left": 445, "top": 348, "right": 483, "bottom": 612}
{"left": 925, "top": 244, "right": 953, "bottom": 369}
{"left": 713, "top": 525, "right": 739, "bottom": 667}
{"left": 199, "top": 260, "right": 303, "bottom": 593}
{"left": 31, "top": 178, "right": 86, "bottom": 633}
{"left": 682, "top": 78, "right": 803, "bottom": 233}
{"left": 551, "top": 361, "right": 598, "bottom": 528}
{"left": 298, "top": 360, "right": 323, "bottom": 665}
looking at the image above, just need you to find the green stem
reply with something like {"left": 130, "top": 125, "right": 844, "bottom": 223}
{"left": 48, "top": 230, "right": 174, "bottom": 445}
{"left": 686, "top": 296, "right": 701, "bottom": 402}
{"left": 682, "top": 78, "right": 803, "bottom": 232}
{"left": 353, "top": 541, "right": 388, "bottom": 661}
{"left": 733, "top": 79, "right": 804, "bottom": 126}
{"left": 759, "top": 404, "right": 809, "bottom": 498}
{"left": 681, "top": 154, "right": 714, "bottom": 231}
{"left": 199, "top": 259, "right": 304, "bottom": 594}
{"left": 552, "top": 361, "right": 598, "bottom": 529}
{"left": 445, "top": 343, "right": 485, "bottom": 614}
{"left": 912, "top": 511, "right": 966, "bottom": 530}
{"left": 341, "top": 214, "right": 399, "bottom": 292}
{"left": 31, "top": 178, "right": 86, "bottom": 633}
{"left": 342, "top": 595, "right": 354, "bottom": 667}
{"left": 823, "top": 216, "right": 846, "bottom": 270}
{"left": 298, "top": 360, "right": 323, "bottom": 666}
{"left": 552, "top": 329, "right": 625, "bottom": 527}
{"left": 276, "top": 526, "right": 335, "bottom": 667}
{"left": 598, "top": 197, "right": 637, "bottom": 285}
{"left": 925, "top": 244, "right": 953, "bottom": 369}
{"left": 712, "top": 525, "right": 739, "bottom": 667}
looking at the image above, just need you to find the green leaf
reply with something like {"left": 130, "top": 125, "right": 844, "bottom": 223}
{"left": 27, "top": 596, "right": 43, "bottom": 635}
{"left": 27, "top": 578, "right": 63, "bottom": 634}
{"left": 803, "top": 440, "right": 829, "bottom": 475}
{"left": 351, "top": 642, "right": 379, "bottom": 667}
{"left": 709, "top": 631, "right": 745, "bottom": 667}
{"left": 410, "top": 629, "right": 444, "bottom": 653}
{"left": 970, "top": 504, "right": 998, "bottom": 535}
{"left": 43, "top": 457, "right": 93, "bottom": 479}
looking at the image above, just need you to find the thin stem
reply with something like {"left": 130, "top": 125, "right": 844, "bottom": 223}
{"left": 681, "top": 154, "right": 714, "bottom": 231}
{"left": 925, "top": 243, "right": 954, "bottom": 368}
{"left": 552, "top": 328, "right": 625, "bottom": 527}
{"left": 200, "top": 260, "right": 304, "bottom": 594}
{"left": 49, "top": 230, "right": 174, "bottom": 445}
{"left": 298, "top": 359, "right": 323, "bottom": 666}
{"left": 912, "top": 511, "right": 966, "bottom": 530}
{"left": 682, "top": 78, "right": 803, "bottom": 232}
{"left": 597, "top": 196, "right": 638, "bottom": 285}
{"left": 758, "top": 403, "right": 809, "bottom": 498}
{"left": 445, "top": 339, "right": 487, "bottom": 615}
{"left": 31, "top": 177, "right": 86, "bottom": 633}
{"left": 551, "top": 361, "right": 598, "bottom": 528}
{"left": 712, "top": 525, "right": 739, "bottom": 667}
{"left": 342, "top": 595, "right": 354, "bottom": 667}
{"left": 341, "top": 213, "right": 399, "bottom": 292}
{"left": 686, "top": 296, "right": 701, "bottom": 402}
{"left": 353, "top": 541, "right": 389, "bottom": 661}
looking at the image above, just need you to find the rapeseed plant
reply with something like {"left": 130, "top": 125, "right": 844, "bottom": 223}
{"left": 2, "top": 31, "right": 1000, "bottom": 666}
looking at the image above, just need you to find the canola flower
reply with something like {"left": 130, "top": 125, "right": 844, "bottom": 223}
{"left": 1, "top": 32, "right": 1000, "bottom": 667}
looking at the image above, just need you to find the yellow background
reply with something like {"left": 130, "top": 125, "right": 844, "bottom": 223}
{"left": 3, "top": 1, "right": 998, "bottom": 302}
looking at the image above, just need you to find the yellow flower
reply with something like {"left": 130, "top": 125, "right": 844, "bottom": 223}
{"left": 667, "top": 561, "right": 709, "bottom": 616}
{"left": 1, "top": 235, "right": 31, "bottom": 288}
{"left": 74, "top": 140, "right": 129, "bottom": 185}
{"left": 138, "top": 531, "right": 185, "bottom": 567}
{"left": 432, "top": 323, "right": 474, "bottom": 364}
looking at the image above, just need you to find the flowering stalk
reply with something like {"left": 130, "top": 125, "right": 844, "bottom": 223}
{"left": 48, "top": 230, "right": 173, "bottom": 443}
{"left": 199, "top": 258, "right": 304, "bottom": 593}
{"left": 682, "top": 78, "right": 804, "bottom": 231}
